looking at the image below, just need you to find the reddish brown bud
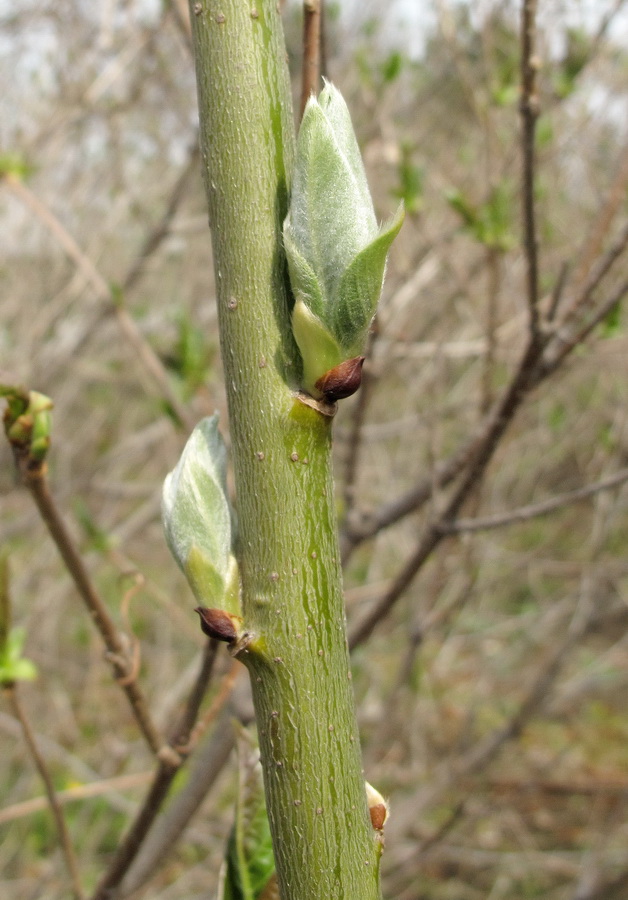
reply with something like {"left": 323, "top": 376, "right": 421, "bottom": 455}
{"left": 365, "top": 780, "right": 389, "bottom": 832}
{"left": 314, "top": 356, "right": 365, "bottom": 402}
{"left": 369, "top": 803, "right": 388, "bottom": 831}
{"left": 195, "top": 607, "right": 242, "bottom": 643}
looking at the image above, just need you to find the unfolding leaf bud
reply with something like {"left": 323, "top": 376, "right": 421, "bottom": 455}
{"left": 283, "top": 81, "right": 403, "bottom": 400}
{"left": 2, "top": 388, "right": 53, "bottom": 463}
{"left": 365, "top": 781, "right": 389, "bottom": 832}
{"left": 162, "top": 415, "right": 240, "bottom": 611}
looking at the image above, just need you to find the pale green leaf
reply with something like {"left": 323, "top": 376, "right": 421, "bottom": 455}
{"left": 334, "top": 202, "right": 405, "bottom": 352}
{"left": 162, "top": 415, "right": 236, "bottom": 606}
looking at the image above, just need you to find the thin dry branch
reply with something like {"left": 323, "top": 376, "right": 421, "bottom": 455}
{"left": 552, "top": 220, "right": 628, "bottom": 336}
{"left": 5, "top": 686, "right": 85, "bottom": 900}
{"left": 92, "top": 659, "right": 239, "bottom": 900}
{"left": 572, "top": 143, "right": 628, "bottom": 289}
{"left": 117, "top": 707, "right": 240, "bottom": 898}
{"left": 519, "top": 0, "right": 541, "bottom": 336}
{"left": 348, "top": 333, "right": 545, "bottom": 649}
{"left": 14, "top": 458, "right": 165, "bottom": 757}
{"left": 300, "top": 0, "right": 322, "bottom": 118}
{"left": 443, "top": 467, "right": 628, "bottom": 534}
{"left": 343, "top": 321, "right": 379, "bottom": 514}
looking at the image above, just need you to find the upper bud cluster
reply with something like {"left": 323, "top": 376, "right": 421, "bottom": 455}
{"left": 283, "top": 81, "right": 404, "bottom": 401}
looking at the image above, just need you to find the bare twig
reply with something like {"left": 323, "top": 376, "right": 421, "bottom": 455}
{"left": 546, "top": 259, "right": 570, "bottom": 322}
{"left": 13, "top": 455, "right": 164, "bottom": 757}
{"left": 92, "top": 760, "right": 180, "bottom": 900}
{"left": 541, "top": 277, "right": 628, "bottom": 379}
{"left": 117, "top": 708, "right": 240, "bottom": 898}
{"left": 92, "top": 656, "right": 237, "bottom": 899}
{"left": 481, "top": 246, "right": 501, "bottom": 412}
{"left": 343, "top": 321, "right": 379, "bottom": 514}
{"left": 5, "top": 686, "right": 85, "bottom": 900}
{"left": 300, "top": 0, "right": 322, "bottom": 118}
{"left": 0, "top": 772, "right": 154, "bottom": 825}
{"left": 572, "top": 143, "right": 628, "bottom": 290}
{"left": 348, "top": 333, "right": 545, "bottom": 649}
{"left": 443, "top": 467, "right": 628, "bottom": 534}
{"left": 122, "top": 142, "right": 199, "bottom": 294}
{"left": 552, "top": 220, "right": 628, "bottom": 335}
{"left": 519, "top": 0, "right": 541, "bottom": 336}
{"left": 170, "top": 637, "right": 219, "bottom": 747}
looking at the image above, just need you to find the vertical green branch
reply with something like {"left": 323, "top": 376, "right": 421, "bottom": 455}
{"left": 188, "top": 1, "right": 382, "bottom": 898}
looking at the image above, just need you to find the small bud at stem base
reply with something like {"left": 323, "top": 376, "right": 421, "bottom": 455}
{"left": 315, "top": 356, "right": 365, "bottom": 402}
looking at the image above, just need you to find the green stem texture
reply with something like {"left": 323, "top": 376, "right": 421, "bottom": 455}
{"left": 189, "top": 2, "right": 382, "bottom": 898}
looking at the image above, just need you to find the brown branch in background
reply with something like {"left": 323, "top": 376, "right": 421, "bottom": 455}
{"left": 92, "top": 655, "right": 238, "bottom": 900}
{"left": 300, "top": 0, "right": 322, "bottom": 118}
{"left": 348, "top": 251, "right": 625, "bottom": 646}
{"left": 122, "top": 142, "right": 199, "bottom": 295}
{"left": 552, "top": 220, "right": 628, "bottom": 337}
{"left": 546, "top": 259, "right": 570, "bottom": 322}
{"left": 481, "top": 247, "right": 501, "bottom": 413}
{"left": 542, "top": 276, "right": 628, "bottom": 379}
{"left": 5, "top": 686, "right": 85, "bottom": 900}
{"left": 117, "top": 709, "right": 239, "bottom": 897}
{"left": 340, "top": 426, "right": 480, "bottom": 562}
{"left": 343, "top": 321, "right": 379, "bottom": 515}
{"left": 168, "top": 0, "right": 193, "bottom": 48}
{"left": 572, "top": 144, "right": 628, "bottom": 289}
{"left": 1, "top": 171, "right": 195, "bottom": 432}
{"left": 14, "top": 455, "right": 164, "bottom": 757}
{"left": 170, "top": 637, "right": 219, "bottom": 746}
{"left": 519, "top": 0, "right": 541, "bottom": 336}
{"left": 443, "top": 467, "right": 628, "bottom": 535}
{"left": 92, "top": 760, "right": 180, "bottom": 900}
{"left": 348, "top": 334, "right": 545, "bottom": 650}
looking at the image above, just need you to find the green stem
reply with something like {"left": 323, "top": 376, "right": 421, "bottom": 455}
{"left": 189, "top": 2, "right": 381, "bottom": 898}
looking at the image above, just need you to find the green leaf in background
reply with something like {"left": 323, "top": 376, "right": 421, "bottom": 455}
{"left": 446, "top": 181, "right": 515, "bottom": 252}
{"left": 0, "top": 627, "right": 38, "bottom": 686}
{"left": 162, "top": 415, "right": 239, "bottom": 610}
{"left": 599, "top": 299, "right": 622, "bottom": 339}
{"left": 393, "top": 143, "right": 424, "bottom": 215}
{"left": 217, "top": 727, "right": 276, "bottom": 900}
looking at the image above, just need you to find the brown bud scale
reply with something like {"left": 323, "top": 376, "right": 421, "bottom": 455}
{"left": 315, "top": 356, "right": 365, "bottom": 402}
{"left": 195, "top": 607, "right": 242, "bottom": 643}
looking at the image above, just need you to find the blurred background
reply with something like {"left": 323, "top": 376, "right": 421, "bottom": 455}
{"left": 1, "top": 1, "right": 628, "bottom": 898}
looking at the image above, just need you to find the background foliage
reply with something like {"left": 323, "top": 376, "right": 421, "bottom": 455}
{"left": 1, "top": 1, "right": 628, "bottom": 898}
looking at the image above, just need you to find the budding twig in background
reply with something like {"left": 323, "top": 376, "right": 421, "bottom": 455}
{"left": 284, "top": 81, "right": 404, "bottom": 402}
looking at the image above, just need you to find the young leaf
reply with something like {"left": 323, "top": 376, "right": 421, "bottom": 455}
{"left": 283, "top": 81, "right": 403, "bottom": 398}
{"left": 162, "top": 415, "right": 239, "bottom": 610}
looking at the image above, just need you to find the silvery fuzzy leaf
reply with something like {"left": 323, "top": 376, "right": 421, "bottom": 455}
{"left": 333, "top": 202, "right": 405, "bottom": 353}
{"left": 284, "top": 82, "right": 378, "bottom": 319}
{"left": 283, "top": 82, "right": 403, "bottom": 397}
{"left": 162, "top": 415, "right": 236, "bottom": 607}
